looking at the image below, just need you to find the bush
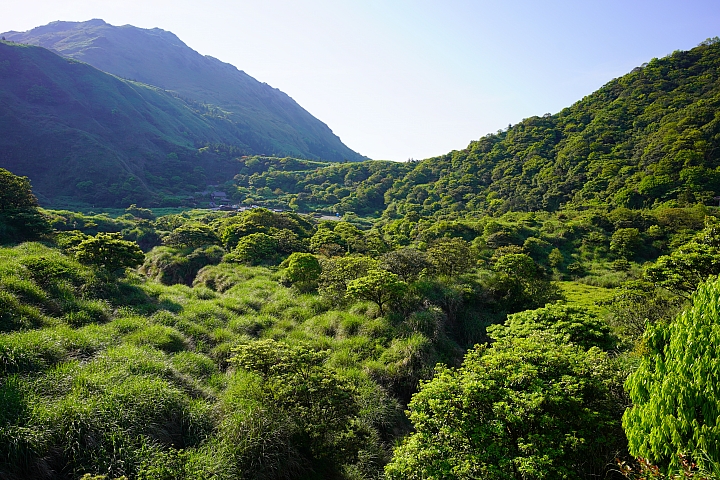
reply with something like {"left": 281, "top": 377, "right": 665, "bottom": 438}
{"left": 142, "top": 245, "right": 224, "bottom": 286}
{"left": 624, "top": 276, "right": 720, "bottom": 470}
{"left": 386, "top": 334, "right": 625, "bottom": 479}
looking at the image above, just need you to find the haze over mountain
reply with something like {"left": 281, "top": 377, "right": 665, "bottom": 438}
{"left": 0, "top": 20, "right": 366, "bottom": 206}
{"left": 3, "top": 20, "right": 365, "bottom": 156}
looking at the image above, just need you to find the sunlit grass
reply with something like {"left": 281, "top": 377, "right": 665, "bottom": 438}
{"left": 558, "top": 280, "right": 615, "bottom": 316}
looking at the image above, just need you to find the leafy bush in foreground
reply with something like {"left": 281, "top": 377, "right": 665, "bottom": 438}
{"left": 386, "top": 334, "right": 625, "bottom": 479}
{"left": 624, "top": 275, "right": 720, "bottom": 471}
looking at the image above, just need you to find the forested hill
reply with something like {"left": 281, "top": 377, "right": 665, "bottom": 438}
{"left": 239, "top": 38, "right": 720, "bottom": 218}
{"left": 380, "top": 38, "right": 720, "bottom": 217}
{"left": 3, "top": 20, "right": 366, "bottom": 163}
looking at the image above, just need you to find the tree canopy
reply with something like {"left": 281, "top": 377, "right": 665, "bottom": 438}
{"left": 386, "top": 334, "right": 624, "bottom": 479}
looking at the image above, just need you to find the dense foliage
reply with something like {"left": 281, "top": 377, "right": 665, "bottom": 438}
{"left": 624, "top": 276, "right": 720, "bottom": 470}
{"left": 4, "top": 38, "right": 720, "bottom": 480}
{"left": 224, "top": 41, "right": 720, "bottom": 222}
{"left": 385, "top": 334, "right": 625, "bottom": 479}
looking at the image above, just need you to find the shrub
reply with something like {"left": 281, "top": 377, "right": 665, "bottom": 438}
{"left": 386, "top": 334, "right": 625, "bottom": 479}
{"left": 624, "top": 276, "right": 720, "bottom": 470}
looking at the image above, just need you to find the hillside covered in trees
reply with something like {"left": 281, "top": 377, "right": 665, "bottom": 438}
{"left": 229, "top": 39, "right": 720, "bottom": 219}
{"left": 2, "top": 36, "right": 720, "bottom": 480}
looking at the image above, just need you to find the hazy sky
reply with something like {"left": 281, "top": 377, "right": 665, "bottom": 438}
{"left": 2, "top": 1, "right": 719, "bottom": 160}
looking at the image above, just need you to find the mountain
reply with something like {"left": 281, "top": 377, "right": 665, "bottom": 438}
{"left": 0, "top": 40, "right": 269, "bottom": 206}
{"left": 377, "top": 38, "right": 720, "bottom": 217}
{"left": 4, "top": 20, "right": 365, "bottom": 164}
{"left": 0, "top": 20, "right": 366, "bottom": 207}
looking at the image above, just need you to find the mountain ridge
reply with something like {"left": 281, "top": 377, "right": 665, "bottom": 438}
{"left": 0, "top": 40, "right": 266, "bottom": 206}
{"left": 3, "top": 19, "right": 366, "bottom": 163}
{"left": 215, "top": 40, "right": 720, "bottom": 219}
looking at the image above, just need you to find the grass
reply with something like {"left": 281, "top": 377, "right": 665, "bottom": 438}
{"left": 558, "top": 280, "right": 615, "bottom": 317}
{"left": 0, "top": 238, "right": 635, "bottom": 479}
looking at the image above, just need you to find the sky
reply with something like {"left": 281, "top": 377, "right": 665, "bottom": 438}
{"left": 1, "top": 1, "right": 720, "bottom": 161}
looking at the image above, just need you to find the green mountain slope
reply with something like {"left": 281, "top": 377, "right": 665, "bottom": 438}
{"left": 381, "top": 39, "right": 720, "bottom": 217}
{"left": 230, "top": 40, "right": 720, "bottom": 219}
{"left": 4, "top": 19, "right": 366, "bottom": 163}
{"left": 0, "top": 41, "right": 262, "bottom": 206}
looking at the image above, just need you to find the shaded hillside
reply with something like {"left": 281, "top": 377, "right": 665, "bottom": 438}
{"left": 4, "top": 19, "right": 366, "bottom": 163}
{"left": 0, "top": 41, "right": 257, "bottom": 206}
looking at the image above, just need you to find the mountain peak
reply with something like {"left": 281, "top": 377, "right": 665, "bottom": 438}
{"left": 2, "top": 20, "right": 366, "bottom": 162}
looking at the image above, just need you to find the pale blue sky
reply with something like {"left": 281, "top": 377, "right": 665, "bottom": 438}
{"left": 2, "top": 1, "right": 719, "bottom": 160}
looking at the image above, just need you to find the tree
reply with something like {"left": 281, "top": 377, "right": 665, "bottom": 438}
{"left": 229, "top": 340, "right": 363, "bottom": 473}
{"left": 309, "top": 225, "right": 343, "bottom": 254}
{"left": 490, "top": 253, "right": 562, "bottom": 311}
{"left": 426, "top": 237, "right": 475, "bottom": 276}
{"left": 386, "top": 334, "right": 624, "bottom": 479}
{"left": 0, "top": 168, "right": 51, "bottom": 243}
{"left": 281, "top": 252, "right": 322, "bottom": 292}
{"left": 163, "top": 223, "right": 219, "bottom": 249}
{"left": 601, "top": 280, "right": 684, "bottom": 341}
{"left": 610, "top": 228, "right": 641, "bottom": 259}
{"left": 124, "top": 204, "right": 155, "bottom": 220}
{"left": 318, "top": 255, "right": 379, "bottom": 304}
{"left": 73, "top": 233, "right": 144, "bottom": 274}
{"left": 381, "top": 248, "right": 431, "bottom": 282}
{"left": 644, "top": 220, "right": 720, "bottom": 298}
{"left": 333, "top": 221, "right": 366, "bottom": 253}
{"left": 548, "top": 247, "right": 564, "bottom": 269}
{"left": 0, "top": 168, "right": 38, "bottom": 210}
{"left": 226, "top": 232, "right": 278, "bottom": 265}
{"left": 623, "top": 276, "right": 720, "bottom": 470}
{"left": 346, "top": 269, "right": 407, "bottom": 315}
{"left": 488, "top": 302, "right": 618, "bottom": 351}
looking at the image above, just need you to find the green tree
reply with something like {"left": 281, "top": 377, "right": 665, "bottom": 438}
{"left": 426, "top": 237, "right": 474, "bottom": 276}
{"left": 227, "top": 232, "right": 278, "bottom": 265}
{"left": 281, "top": 252, "right": 322, "bottom": 292}
{"left": 490, "top": 253, "right": 562, "bottom": 311}
{"left": 0, "top": 168, "right": 51, "bottom": 243}
{"left": 163, "top": 223, "right": 219, "bottom": 249}
{"left": 623, "top": 276, "right": 720, "bottom": 470}
{"left": 318, "top": 255, "right": 379, "bottom": 304}
{"left": 548, "top": 247, "right": 564, "bottom": 269}
{"left": 0, "top": 168, "right": 39, "bottom": 209}
{"left": 346, "top": 269, "right": 407, "bottom": 315}
{"left": 73, "top": 232, "right": 144, "bottom": 274}
{"left": 124, "top": 204, "right": 155, "bottom": 220}
{"left": 309, "top": 225, "right": 343, "bottom": 254}
{"left": 644, "top": 220, "right": 720, "bottom": 298}
{"left": 229, "top": 340, "right": 363, "bottom": 471}
{"left": 601, "top": 280, "right": 684, "bottom": 341}
{"left": 645, "top": 241, "right": 720, "bottom": 298}
{"left": 386, "top": 334, "right": 624, "bottom": 479}
{"left": 488, "top": 302, "right": 618, "bottom": 351}
{"left": 610, "top": 228, "right": 641, "bottom": 259}
{"left": 333, "top": 221, "right": 366, "bottom": 253}
{"left": 381, "top": 248, "right": 431, "bottom": 282}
